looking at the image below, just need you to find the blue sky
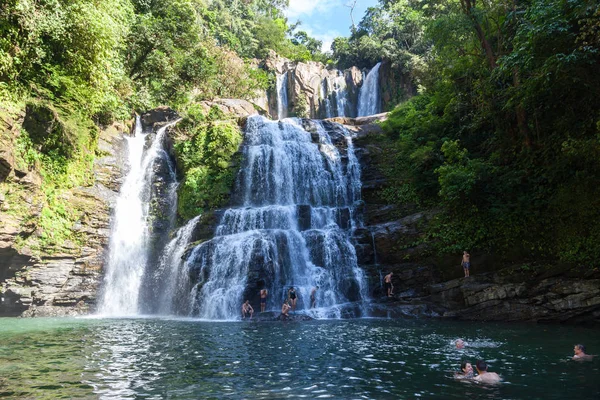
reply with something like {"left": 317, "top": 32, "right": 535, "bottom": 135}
{"left": 285, "top": 0, "right": 380, "bottom": 52}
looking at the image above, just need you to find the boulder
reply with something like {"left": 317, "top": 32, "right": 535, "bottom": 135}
{"left": 141, "top": 106, "right": 179, "bottom": 131}
{"left": 198, "top": 99, "right": 259, "bottom": 118}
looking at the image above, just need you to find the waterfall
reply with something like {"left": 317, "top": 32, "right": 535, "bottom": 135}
{"left": 321, "top": 79, "right": 333, "bottom": 119}
{"left": 276, "top": 73, "right": 289, "bottom": 120}
{"left": 156, "top": 215, "right": 201, "bottom": 315}
{"left": 184, "top": 116, "right": 368, "bottom": 320}
{"left": 357, "top": 62, "right": 382, "bottom": 117}
{"left": 333, "top": 73, "right": 349, "bottom": 118}
{"left": 98, "top": 117, "right": 179, "bottom": 316}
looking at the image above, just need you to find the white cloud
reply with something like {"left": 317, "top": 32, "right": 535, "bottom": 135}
{"left": 302, "top": 27, "right": 342, "bottom": 53}
{"left": 285, "top": 0, "right": 339, "bottom": 19}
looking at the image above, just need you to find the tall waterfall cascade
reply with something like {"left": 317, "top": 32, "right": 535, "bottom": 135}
{"left": 357, "top": 62, "right": 382, "bottom": 117}
{"left": 276, "top": 73, "right": 289, "bottom": 120}
{"left": 98, "top": 117, "right": 179, "bottom": 316}
{"left": 184, "top": 116, "right": 368, "bottom": 320}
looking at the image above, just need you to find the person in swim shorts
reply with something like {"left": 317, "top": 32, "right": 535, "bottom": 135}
{"left": 241, "top": 300, "right": 254, "bottom": 320}
{"left": 461, "top": 251, "right": 471, "bottom": 277}
{"left": 384, "top": 272, "right": 393, "bottom": 297}
{"left": 260, "top": 288, "right": 268, "bottom": 312}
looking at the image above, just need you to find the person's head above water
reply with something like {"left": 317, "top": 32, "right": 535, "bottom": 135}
{"left": 461, "top": 361, "right": 473, "bottom": 375}
{"left": 456, "top": 339, "right": 465, "bottom": 349}
{"left": 476, "top": 360, "right": 488, "bottom": 373}
{"left": 574, "top": 344, "right": 586, "bottom": 356}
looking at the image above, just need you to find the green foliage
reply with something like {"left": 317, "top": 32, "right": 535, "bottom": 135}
{"left": 174, "top": 105, "right": 243, "bottom": 220}
{"left": 291, "top": 96, "right": 309, "bottom": 118}
{"left": 378, "top": 0, "right": 600, "bottom": 268}
{"left": 332, "top": 0, "right": 428, "bottom": 70}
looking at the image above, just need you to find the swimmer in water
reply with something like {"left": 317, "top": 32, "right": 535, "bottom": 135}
{"left": 473, "top": 360, "right": 501, "bottom": 384}
{"left": 572, "top": 344, "right": 594, "bottom": 361}
{"left": 454, "top": 361, "right": 474, "bottom": 380}
{"left": 455, "top": 339, "right": 465, "bottom": 349}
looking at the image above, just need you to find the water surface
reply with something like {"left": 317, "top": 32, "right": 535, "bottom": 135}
{"left": 1, "top": 318, "right": 598, "bottom": 399}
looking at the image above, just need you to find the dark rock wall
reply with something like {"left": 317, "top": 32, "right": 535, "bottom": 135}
{"left": 348, "top": 116, "right": 600, "bottom": 325}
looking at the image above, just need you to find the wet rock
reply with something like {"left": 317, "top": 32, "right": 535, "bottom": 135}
{"left": 141, "top": 106, "right": 179, "bottom": 131}
{"left": 297, "top": 205, "right": 311, "bottom": 231}
{"left": 0, "top": 120, "right": 126, "bottom": 317}
{"left": 263, "top": 52, "right": 364, "bottom": 119}
{"left": 198, "top": 99, "right": 260, "bottom": 118}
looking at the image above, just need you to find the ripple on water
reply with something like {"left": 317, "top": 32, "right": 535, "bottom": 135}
{"left": 0, "top": 318, "right": 599, "bottom": 399}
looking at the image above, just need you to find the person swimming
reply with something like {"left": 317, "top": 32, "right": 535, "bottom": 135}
{"left": 473, "top": 360, "right": 501, "bottom": 384}
{"left": 454, "top": 361, "right": 474, "bottom": 380}
{"left": 572, "top": 344, "right": 594, "bottom": 361}
{"left": 455, "top": 339, "right": 465, "bottom": 349}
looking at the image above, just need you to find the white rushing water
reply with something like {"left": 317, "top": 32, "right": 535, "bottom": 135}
{"left": 98, "top": 118, "right": 178, "bottom": 316}
{"left": 357, "top": 62, "right": 382, "bottom": 117}
{"left": 156, "top": 216, "right": 201, "bottom": 315}
{"left": 185, "top": 116, "right": 368, "bottom": 320}
{"left": 276, "top": 72, "right": 289, "bottom": 120}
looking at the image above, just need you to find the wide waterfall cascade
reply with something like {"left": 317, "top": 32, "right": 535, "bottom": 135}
{"left": 276, "top": 73, "right": 289, "bottom": 119}
{"left": 185, "top": 116, "right": 368, "bottom": 320}
{"left": 357, "top": 62, "right": 382, "bottom": 117}
{"left": 98, "top": 118, "right": 179, "bottom": 316}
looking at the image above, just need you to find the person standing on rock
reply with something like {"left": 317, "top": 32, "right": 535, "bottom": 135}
{"left": 288, "top": 287, "right": 298, "bottom": 312}
{"left": 242, "top": 300, "right": 254, "bottom": 320}
{"left": 310, "top": 286, "right": 318, "bottom": 308}
{"left": 461, "top": 251, "right": 471, "bottom": 277}
{"left": 260, "top": 288, "right": 268, "bottom": 312}
{"left": 384, "top": 272, "right": 394, "bottom": 297}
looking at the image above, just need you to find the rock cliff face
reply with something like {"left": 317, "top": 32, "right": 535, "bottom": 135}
{"left": 0, "top": 106, "right": 126, "bottom": 317}
{"left": 347, "top": 116, "right": 600, "bottom": 325}
{"left": 262, "top": 53, "right": 417, "bottom": 119}
{"left": 263, "top": 52, "right": 363, "bottom": 119}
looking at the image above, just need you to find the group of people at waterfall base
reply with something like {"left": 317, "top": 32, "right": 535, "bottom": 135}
{"left": 242, "top": 251, "right": 471, "bottom": 318}
{"left": 453, "top": 340, "right": 593, "bottom": 384}
{"left": 241, "top": 286, "right": 319, "bottom": 320}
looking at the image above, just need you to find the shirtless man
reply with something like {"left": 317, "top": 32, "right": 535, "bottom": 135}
{"left": 310, "top": 286, "right": 318, "bottom": 308}
{"left": 384, "top": 272, "right": 394, "bottom": 297}
{"left": 473, "top": 360, "right": 501, "bottom": 384}
{"left": 260, "top": 288, "right": 268, "bottom": 312}
{"left": 241, "top": 300, "right": 254, "bottom": 320}
{"left": 461, "top": 251, "right": 471, "bottom": 277}
{"left": 572, "top": 344, "right": 594, "bottom": 361}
